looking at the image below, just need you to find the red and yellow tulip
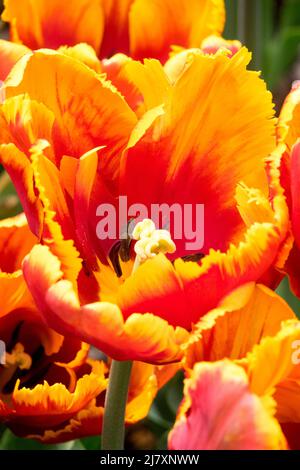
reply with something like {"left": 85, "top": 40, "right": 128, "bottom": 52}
{"left": 0, "top": 214, "right": 171, "bottom": 442}
{"left": 270, "top": 82, "right": 300, "bottom": 297}
{"left": 0, "top": 45, "right": 289, "bottom": 364}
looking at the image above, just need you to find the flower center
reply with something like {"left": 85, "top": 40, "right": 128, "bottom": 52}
{"left": 132, "top": 219, "right": 176, "bottom": 271}
{"left": 0, "top": 343, "right": 32, "bottom": 399}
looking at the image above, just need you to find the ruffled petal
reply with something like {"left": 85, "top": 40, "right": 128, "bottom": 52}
{"left": 184, "top": 283, "right": 295, "bottom": 369}
{"left": 120, "top": 48, "right": 276, "bottom": 257}
{"left": 4, "top": 50, "right": 137, "bottom": 164}
{"left": 57, "top": 44, "right": 101, "bottom": 73}
{"left": 23, "top": 245, "right": 188, "bottom": 364}
{"left": 168, "top": 361, "right": 287, "bottom": 450}
{"left": 6, "top": 361, "right": 107, "bottom": 436}
{"left": 243, "top": 320, "right": 300, "bottom": 399}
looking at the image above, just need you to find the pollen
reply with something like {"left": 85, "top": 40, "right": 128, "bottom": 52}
{"left": 133, "top": 219, "right": 176, "bottom": 266}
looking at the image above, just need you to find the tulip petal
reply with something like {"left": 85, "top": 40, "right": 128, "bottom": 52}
{"left": 5, "top": 50, "right": 138, "bottom": 164}
{"left": 243, "top": 320, "right": 300, "bottom": 398}
{"left": 120, "top": 48, "right": 276, "bottom": 256}
{"left": 184, "top": 283, "right": 295, "bottom": 369}
{"left": 130, "top": 0, "right": 225, "bottom": 62}
{"left": 100, "top": 0, "right": 134, "bottom": 58}
{"left": 0, "top": 39, "right": 30, "bottom": 81}
{"left": 2, "top": 0, "right": 104, "bottom": 52}
{"left": 168, "top": 361, "right": 287, "bottom": 450}
{"left": 23, "top": 244, "right": 188, "bottom": 364}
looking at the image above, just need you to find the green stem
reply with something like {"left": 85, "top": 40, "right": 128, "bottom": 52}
{"left": 101, "top": 360, "right": 133, "bottom": 450}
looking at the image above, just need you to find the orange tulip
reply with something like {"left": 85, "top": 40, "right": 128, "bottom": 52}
{"left": 269, "top": 82, "right": 300, "bottom": 297}
{"left": 0, "top": 48, "right": 288, "bottom": 364}
{"left": 0, "top": 214, "right": 170, "bottom": 442}
{"left": 182, "top": 282, "right": 300, "bottom": 449}
{"left": 2, "top": 0, "right": 225, "bottom": 62}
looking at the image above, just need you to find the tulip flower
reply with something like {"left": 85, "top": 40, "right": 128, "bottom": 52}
{"left": 269, "top": 82, "right": 300, "bottom": 296}
{"left": 2, "top": 0, "right": 225, "bottom": 62}
{"left": 0, "top": 213, "right": 172, "bottom": 442}
{"left": 180, "top": 282, "right": 300, "bottom": 449}
{"left": 168, "top": 361, "right": 288, "bottom": 450}
{"left": 0, "top": 47, "right": 288, "bottom": 365}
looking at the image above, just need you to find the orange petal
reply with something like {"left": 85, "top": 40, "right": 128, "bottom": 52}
{"left": 29, "top": 142, "right": 82, "bottom": 287}
{"left": 0, "top": 212, "right": 36, "bottom": 273}
{"left": 8, "top": 361, "right": 107, "bottom": 434}
{"left": 0, "top": 39, "right": 30, "bottom": 81}
{"left": 277, "top": 81, "right": 300, "bottom": 150}
{"left": 184, "top": 283, "right": 295, "bottom": 369}
{"left": 243, "top": 319, "right": 300, "bottom": 398}
{"left": 23, "top": 245, "right": 188, "bottom": 364}
{"left": 57, "top": 44, "right": 102, "bottom": 73}
{"left": 0, "top": 213, "right": 37, "bottom": 316}
{"left": 125, "top": 361, "right": 158, "bottom": 423}
{"left": 25, "top": 361, "right": 164, "bottom": 443}
{"left": 2, "top": 0, "right": 104, "bottom": 52}
{"left": 130, "top": 0, "right": 225, "bottom": 62}
{"left": 26, "top": 400, "right": 104, "bottom": 443}
{"left": 120, "top": 48, "right": 275, "bottom": 257}
{"left": 5, "top": 50, "right": 137, "bottom": 165}
{"left": 168, "top": 361, "right": 287, "bottom": 450}
{"left": 165, "top": 38, "right": 242, "bottom": 84}
{"left": 0, "top": 95, "right": 55, "bottom": 235}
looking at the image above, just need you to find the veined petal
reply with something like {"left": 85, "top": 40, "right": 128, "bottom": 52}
{"left": 130, "top": 0, "right": 226, "bottom": 62}
{"left": 100, "top": 0, "right": 134, "bottom": 58}
{"left": 121, "top": 48, "right": 276, "bottom": 257}
{"left": 4, "top": 50, "right": 138, "bottom": 164}
{"left": 184, "top": 283, "right": 295, "bottom": 369}
{"left": 168, "top": 361, "right": 287, "bottom": 450}
{"left": 243, "top": 320, "right": 300, "bottom": 399}
{"left": 23, "top": 245, "right": 188, "bottom": 364}
{"left": 2, "top": 0, "right": 104, "bottom": 52}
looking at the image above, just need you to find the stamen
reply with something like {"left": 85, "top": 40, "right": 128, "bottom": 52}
{"left": 5, "top": 343, "right": 32, "bottom": 370}
{"left": 133, "top": 219, "right": 176, "bottom": 271}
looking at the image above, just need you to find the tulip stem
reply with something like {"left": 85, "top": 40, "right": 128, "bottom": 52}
{"left": 101, "top": 359, "right": 133, "bottom": 450}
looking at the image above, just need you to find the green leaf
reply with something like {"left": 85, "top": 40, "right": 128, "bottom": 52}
{"left": 276, "top": 276, "right": 300, "bottom": 319}
{"left": 147, "top": 371, "right": 183, "bottom": 431}
{"left": 265, "top": 26, "right": 300, "bottom": 89}
{"left": 80, "top": 436, "right": 101, "bottom": 450}
{"left": 0, "top": 172, "right": 22, "bottom": 219}
{"left": 0, "top": 429, "right": 85, "bottom": 450}
{"left": 281, "top": 0, "right": 300, "bottom": 29}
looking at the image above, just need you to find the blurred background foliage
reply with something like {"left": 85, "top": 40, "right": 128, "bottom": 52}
{"left": 0, "top": 0, "right": 299, "bottom": 451}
